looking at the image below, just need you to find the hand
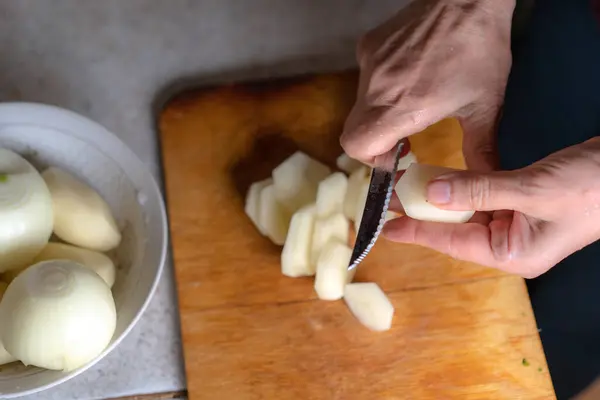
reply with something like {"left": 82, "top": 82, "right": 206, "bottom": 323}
{"left": 341, "top": 0, "right": 515, "bottom": 171}
{"left": 384, "top": 137, "right": 600, "bottom": 278}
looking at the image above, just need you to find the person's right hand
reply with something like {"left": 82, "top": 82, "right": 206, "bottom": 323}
{"left": 341, "top": 0, "right": 515, "bottom": 172}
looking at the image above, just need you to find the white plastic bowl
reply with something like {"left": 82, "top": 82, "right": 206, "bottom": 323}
{"left": 0, "top": 102, "right": 168, "bottom": 398}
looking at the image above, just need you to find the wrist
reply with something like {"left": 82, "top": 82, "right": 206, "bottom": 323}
{"left": 448, "top": 0, "right": 516, "bottom": 17}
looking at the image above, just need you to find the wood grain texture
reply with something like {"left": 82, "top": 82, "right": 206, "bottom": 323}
{"left": 158, "top": 71, "right": 555, "bottom": 399}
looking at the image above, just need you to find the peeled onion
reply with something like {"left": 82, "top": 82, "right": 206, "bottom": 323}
{"left": 42, "top": 167, "right": 121, "bottom": 251}
{"left": 0, "top": 282, "right": 17, "bottom": 366}
{"left": 0, "top": 260, "right": 117, "bottom": 371}
{"left": 0, "top": 148, "right": 53, "bottom": 272}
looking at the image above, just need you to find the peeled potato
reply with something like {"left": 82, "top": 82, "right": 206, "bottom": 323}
{"left": 395, "top": 163, "right": 474, "bottom": 223}
{"left": 314, "top": 241, "right": 352, "bottom": 300}
{"left": 42, "top": 167, "right": 121, "bottom": 252}
{"left": 343, "top": 166, "right": 369, "bottom": 220}
{"left": 344, "top": 282, "right": 394, "bottom": 331}
{"left": 258, "top": 184, "right": 291, "bottom": 245}
{"left": 244, "top": 178, "right": 273, "bottom": 235}
{"left": 396, "top": 151, "right": 418, "bottom": 171}
{"left": 310, "top": 213, "right": 349, "bottom": 266}
{"left": 0, "top": 282, "right": 17, "bottom": 366}
{"left": 336, "top": 153, "right": 363, "bottom": 174}
{"left": 34, "top": 242, "right": 116, "bottom": 288}
{"left": 272, "top": 151, "right": 331, "bottom": 213}
{"left": 281, "top": 205, "right": 316, "bottom": 277}
{"left": 316, "top": 172, "right": 348, "bottom": 218}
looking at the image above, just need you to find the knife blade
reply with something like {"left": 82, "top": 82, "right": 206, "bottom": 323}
{"left": 348, "top": 140, "right": 405, "bottom": 271}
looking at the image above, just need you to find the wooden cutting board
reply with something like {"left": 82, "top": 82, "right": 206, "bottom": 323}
{"left": 158, "top": 70, "right": 555, "bottom": 400}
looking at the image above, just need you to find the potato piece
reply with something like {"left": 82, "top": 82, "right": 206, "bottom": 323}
{"left": 395, "top": 164, "right": 474, "bottom": 223}
{"left": 344, "top": 282, "right": 394, "bottom": 331}
{"left": 244, "top": 178, "right": 273, "bottom": 235}
{"left": 314, "top": 241, "right": 352, "bottom": 300}
{"left": 396, "top": 151, "right": 418, "bottom": 171}
{"left": 33, "top": 242, "right": 116, "bottom": 288}
{"left": 353, "top": 179, "right": 398, "bottom": 234}
{"left": 42, "top": 167, "right": 121, "bottom": 252}
{"left": 343, "top": 166, "right": 369, "bottom": 220}
{"left": 258, "top": 184, "right": 291, "bottom": 245}
{"left": 310, "top": 213, "right": 349, "bottom": 266}
{"left": 336, "top": 153, "right": 363, "bottom": 174}
{"left": 0, "top": 282, "right": 17, "bottom": 366}
{"left": 281, "top": 205, "right": 316, "bottom": 277}
{"left": 272, "top": 151, "right": 331, "bottom": 213}
{"left": 385, "top": 211, "right": 399, "bottom": 222}
{"left": 316, "top": 172, "right": 348, "bottom": 218}
{"left": 353, "top": 179, "right": 371, "bottom": 233}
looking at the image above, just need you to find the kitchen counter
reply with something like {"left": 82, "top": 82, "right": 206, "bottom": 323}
{"left": 0, "top": 1, "right": 405, "bottom": 399}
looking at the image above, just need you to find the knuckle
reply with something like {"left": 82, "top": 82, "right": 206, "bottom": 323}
{"left": 467, "top": 175, "right": 492, "bottom": 209}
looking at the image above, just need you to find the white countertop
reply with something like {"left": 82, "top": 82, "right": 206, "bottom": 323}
{"left": 0, "top": 1, "right": 405, "bottom": 398}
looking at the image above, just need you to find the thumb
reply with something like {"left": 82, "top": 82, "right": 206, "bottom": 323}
{"left": 341, "top": 105, "right": 434, "bottom": 164}
{"left": 426, "top": 170, "right": 529, "bottom": 212}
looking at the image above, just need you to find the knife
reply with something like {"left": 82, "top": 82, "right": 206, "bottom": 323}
{"left": 347, "top": 139, "right": 405, "bottom": 271}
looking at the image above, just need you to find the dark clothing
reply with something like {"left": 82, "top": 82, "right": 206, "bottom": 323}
{"left": 498, "top": 0, "right": 600, "bottom": 398}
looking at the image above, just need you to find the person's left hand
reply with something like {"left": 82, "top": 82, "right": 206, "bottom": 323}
{"left": 384, "top": 137, "right": 600, "bottom": 278}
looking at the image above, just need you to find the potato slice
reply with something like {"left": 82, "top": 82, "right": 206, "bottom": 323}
{"left": 396, "top": 151, "right": 418, "bottom": 171}
{"left": 395, "top": 164, "right": 474, "bottom": 223}
{"left": 336, "top": 153, "right": 363, "bottom": 174}
{"left": 310, "top": 213, "right": 349, "bottom": 266}
{"left": 258, "top": 184, "right": 291, "bottom": 245}
{"left": 316, "top": 172, "right": 348, "bottom": 218}
{"left": 281, "top": 205, "right": 316, "bottom": 277}
{"left": 343, "top": 166, "right": 369, "bottom": 220}
{"left": 314, "top": 241, "right": 352, "bottom": 300}
{"left": 344, "top": 282, "right": 394, "bottom": 331}
{"left": 272, "top": 151, "right": 331, "bottom": 213}
{"left": 244, "top": 178, "right": 273, "bottom": 235}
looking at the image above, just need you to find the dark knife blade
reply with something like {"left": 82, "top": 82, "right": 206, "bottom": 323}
{"left": 348, "top": 140, "right": 404, "bottom": 271}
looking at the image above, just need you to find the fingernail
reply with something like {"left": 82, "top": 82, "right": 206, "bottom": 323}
{"left": 427, "top": 180, "right": 451, "bottom": 204}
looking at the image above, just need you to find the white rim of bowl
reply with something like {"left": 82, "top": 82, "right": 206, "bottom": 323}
{"left": 0, "top": 101, "right": 168, "bottom": 398}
